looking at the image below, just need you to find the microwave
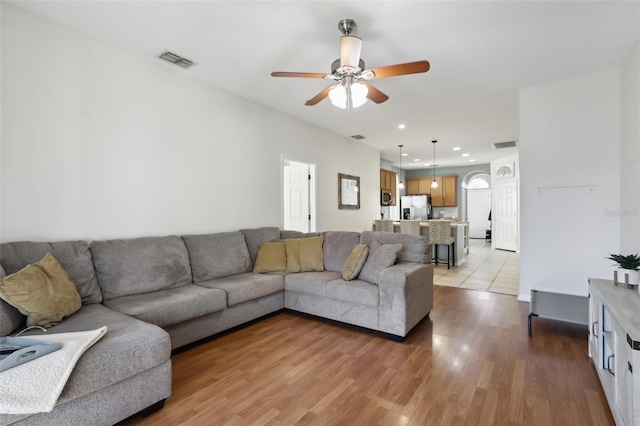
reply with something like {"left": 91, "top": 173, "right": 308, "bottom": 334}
{"left": 381, "top": 190, "right": 393, "bottom": 206}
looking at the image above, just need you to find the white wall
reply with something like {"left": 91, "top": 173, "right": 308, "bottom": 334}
{"left": 519, "top": 69, "right": 621, "bottom": 300}
{"left": 619, "top": 39, "right": 640, "bottom": 252}
{"left": 0, "top": 4, "right": 380, "bottom": 242}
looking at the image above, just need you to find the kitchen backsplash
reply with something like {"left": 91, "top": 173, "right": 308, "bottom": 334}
{"left": 382, "top": 206, "right": 458, "bottom": 220}
{"left": 434, "top": 207, "right": 459, "bottom": 219}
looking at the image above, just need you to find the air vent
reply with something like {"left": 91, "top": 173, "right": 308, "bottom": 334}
{"left": 351, "top": 135, "right": 366, "bottom": 140}
{"left": 158, "top": 50, "right": 195, "bottom": 69}
{"left": 492, "top": 141, "right": 517, "bottom": 149}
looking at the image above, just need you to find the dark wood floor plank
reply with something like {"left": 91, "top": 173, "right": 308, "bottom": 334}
{"left": 119, "top": 286, "right": 614, "bottom": 426}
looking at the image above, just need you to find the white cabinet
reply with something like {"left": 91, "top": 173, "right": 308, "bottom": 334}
{"left": 589, "top": 278, "right": 640, "bottom": 425}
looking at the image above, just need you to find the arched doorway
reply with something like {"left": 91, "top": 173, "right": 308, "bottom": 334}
{"left": 461, "top": 172, "right": 491, "bottom": 239}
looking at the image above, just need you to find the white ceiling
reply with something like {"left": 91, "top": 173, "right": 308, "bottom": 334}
{"left": 10, "top": 1, "right": 640, "bottom": 169}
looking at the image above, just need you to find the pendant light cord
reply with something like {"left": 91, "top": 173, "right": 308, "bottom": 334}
{"left": 398, "top": 144, "right": 404, "bottom": 189}
{"left": 431, "top": 140, "right": 439, "bottom": 189}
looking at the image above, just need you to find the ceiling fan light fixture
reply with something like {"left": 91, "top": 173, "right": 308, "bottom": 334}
{"left": 340, "top": 35, "right": 362, "bottom": 71}
{"left": 350, "top": 82, "right": 368, "bottom": 107}
{"left": 329, "top": 82, "right": 368, "bottom": 109}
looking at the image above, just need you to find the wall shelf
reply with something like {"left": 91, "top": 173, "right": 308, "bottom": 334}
{"left": 536, "top": 185, "right": 596, "bottom": 196}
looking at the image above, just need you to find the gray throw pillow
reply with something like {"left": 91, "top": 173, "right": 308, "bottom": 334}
{"left": 358, "top": 241, "right": 402, "bottom": 285}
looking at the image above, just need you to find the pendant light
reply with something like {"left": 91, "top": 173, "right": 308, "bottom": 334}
{"left": 398, "top": 144, "right": 405, "bottom": 190}
{"left": 431, "top": 140, "right": 439, "bottom": 189}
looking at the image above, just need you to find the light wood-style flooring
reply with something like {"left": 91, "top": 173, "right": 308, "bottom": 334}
{"left": 121, "top": 286, "right": 612, "bottom": 425}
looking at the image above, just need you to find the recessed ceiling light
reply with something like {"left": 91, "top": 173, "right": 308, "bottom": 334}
{"left": 469, "top": 159, "right": 476, "bottom": 162}
{"left": 401, "top": 153, "right": 408, "bottom": 156}
{"left": 424, "top": 163, "right": 430, "bottom": 166}
{"left": 398, "top": 124, "right": 406, "bottom": 129}
{"left": 462, "top": 153, "right": 470, "bottom": 157}
{"left": 453, "top": 147, "right": 461, "bottom": 151}
{"left": 413, "top": 159, "right": 420, "bottom": 162}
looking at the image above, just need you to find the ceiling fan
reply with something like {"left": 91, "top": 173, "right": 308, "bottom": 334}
{"left": 271, "top": 19, "right": 430, "bottom": 110}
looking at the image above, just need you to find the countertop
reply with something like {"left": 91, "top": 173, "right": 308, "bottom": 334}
{"left": 589, "top": 278, "right": 640, "bottom": 349}
{"left": 389, "top": 220, "right": 468, "bottom": 227}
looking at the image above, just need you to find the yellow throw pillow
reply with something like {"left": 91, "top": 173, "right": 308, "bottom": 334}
{"left": 253, "top": 241, "right": 287, "bottom": 273}
{"left": 0, "top": 253, "right": 82, "bottom": 327}
{"left": 285, "top": 239, "right": 301, "bottom": 273}
{"left": 285, "top": 235, "right": 324, "bottom": 273}
{"left": 341, "top": 244, "right": 369, "bottom": 281}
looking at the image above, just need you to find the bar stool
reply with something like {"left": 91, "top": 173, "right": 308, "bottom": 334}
{"left": 400, "top": 220, "right": 421, "bottom": 236}
{"left": 428, "top": 221, "right": 455, "bottom": 269}
{"left": 374, "top": 219, "right": 394, "bottom": 232}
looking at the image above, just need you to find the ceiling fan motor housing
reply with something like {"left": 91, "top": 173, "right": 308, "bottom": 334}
{"left": 331, "top": 58, "right": 366, "bottom": 75}
{"left": 338, "top": 18, "right": 357, "bottom": 35}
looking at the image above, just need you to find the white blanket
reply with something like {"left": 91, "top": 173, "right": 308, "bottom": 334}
{"left": 0, "top": 326, "right": 107, "bottom": 414}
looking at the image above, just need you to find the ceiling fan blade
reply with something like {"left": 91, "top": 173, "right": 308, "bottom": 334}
{"left": 305, "top": 85, "right": 336, "bottom": 106}
{"left": 368, "top": 60, "right": 430, "bottom": 79}
{"left": 362, "top": 82, "right": 389, "bottom": 104}
{"left": 340, "top": 35, "right": 362, "bottom": 69}
{"left": 271, "top": 72, "right": 327, "bottom": 79}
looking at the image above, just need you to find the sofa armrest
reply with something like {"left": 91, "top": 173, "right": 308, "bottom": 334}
{"left": 378, "top": 262, "right": 434, "bottom": 337}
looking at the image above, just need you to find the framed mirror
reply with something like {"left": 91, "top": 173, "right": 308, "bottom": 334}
{"left": 338, "top": 173, "right": 360, "bottom": 210}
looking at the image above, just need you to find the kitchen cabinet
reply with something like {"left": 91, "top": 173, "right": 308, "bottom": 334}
{"left": 406, "top": 177, "right": 428, "bottom": 196}
{"left": 379, "top": 169, "right": 397, "bottom": 206}
{"left": 405, "top": 177, "right": 433, "bottom": 196}
{"left": 588, "top": 278, "right": 640, "bottom": 425}
{"left": 406, "top": 175, "right": 457, "bottom": 206}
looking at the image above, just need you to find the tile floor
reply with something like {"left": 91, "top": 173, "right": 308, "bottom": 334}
{"left": 433, "top": 238, "right": 520, "bottom": 296}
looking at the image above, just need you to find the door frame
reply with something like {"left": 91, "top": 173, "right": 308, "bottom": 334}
{"left": 281, "top": 156, "right": 316, "bottom": 232}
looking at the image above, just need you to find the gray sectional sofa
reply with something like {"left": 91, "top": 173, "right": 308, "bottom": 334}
{"left": 0, "top": 227, "right": 433, "bottom": 425}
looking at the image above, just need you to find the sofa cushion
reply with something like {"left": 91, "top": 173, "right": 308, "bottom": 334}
{"left": 0, "top": 265, "right": 24, "bottom": 336}
{"left": 16, "top": 303, "right": 170, "bottom": 407}
{"left": 341, "top": 244, "right": 369, "bottom": 281}
{"left": 253, "top": 242, "right": 287, "bottom": 273}
{"left": 196, "top": 273, "right": 284, "bottom": 307}
{"left": 285, "top": 236, "right": 324, "bottom": 273}
{"left": 240, "top": 227, "right": 280, "bottom": 264}
{"left": 91, "top": 236, "right": 192, "bottom": 301}
{"left": 0, "top": 240, "right": 102, "bottom": 304}
{"left": 359, "top": 241, "right": 402, "bottom": 285}
{"left": 103, "top": 285, "right": 227, "bottom": 328}
{"left": 182, "top": 232, "right": 252, "bottom": 282}
{"left": 280, "top": 230, "right": 322, "bottom": 240}
{"left": 0, "top": 253, "right": 82, "bottom": 327}
{"left": 284, "top": 271, "right": 341, "bottom": 297}
{"left": 326, "top": 279, "right": 379, "bottom": 307}
{"left": 360, "top": 231, "right": 429, "bottom": 264}
{"left": 322, "top": 231, "right": 361, "bottom": 272}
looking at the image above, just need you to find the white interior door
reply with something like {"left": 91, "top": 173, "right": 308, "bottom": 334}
{"left": 468, "top": 189, "right": 491, "bottom": 238}
{"left": 494, "top": 181, "right": 517, "bottom": 251}
{"left": 283, "top": 164, "right": 309, "bottom": 232}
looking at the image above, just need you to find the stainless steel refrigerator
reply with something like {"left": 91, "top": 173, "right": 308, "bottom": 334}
{"left": 400, "top": 195, "right": 432, "bottom": 220}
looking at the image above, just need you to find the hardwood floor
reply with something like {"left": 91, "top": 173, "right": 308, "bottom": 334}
{"left": 121, "top": 286, "right": 613, "bottom": 426}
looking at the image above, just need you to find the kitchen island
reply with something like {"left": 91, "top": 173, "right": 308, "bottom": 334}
{"left": 372, "top": 220, "right": 469, "bottom": 266}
